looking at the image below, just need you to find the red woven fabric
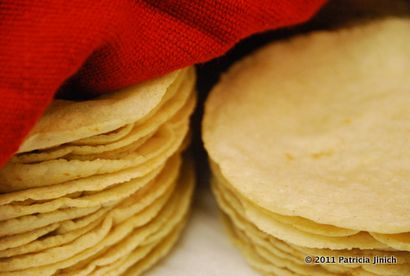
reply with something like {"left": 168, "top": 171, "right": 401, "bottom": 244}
{"left": 0, "top": 0, "right": 325, "bottom": 167}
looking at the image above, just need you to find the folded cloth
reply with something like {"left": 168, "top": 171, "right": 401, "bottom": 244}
{"left": 0, "top": 0, "right": 325, "bottom": 167}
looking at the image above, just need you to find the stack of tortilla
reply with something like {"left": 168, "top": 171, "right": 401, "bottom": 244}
{"left": 0, "top": 67, "right": 196, "bottom": 275}
{"left": 203, "top": 19, "right": 410, "bottom": 276}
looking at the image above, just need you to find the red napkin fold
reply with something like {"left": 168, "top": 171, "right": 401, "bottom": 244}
{"left": 0, "top": 0, "right": 325, "bottom": 167}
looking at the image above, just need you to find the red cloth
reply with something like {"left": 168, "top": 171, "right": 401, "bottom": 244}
{"left": 0, "top": 0, "right": 325, "bottom": 167}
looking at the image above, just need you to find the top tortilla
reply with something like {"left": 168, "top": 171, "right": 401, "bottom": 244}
{"left": 203, "top": 18, "right": 410, "bottom": 234}
{"left": 18, "top": 69, "right": 189, "bottom": 153}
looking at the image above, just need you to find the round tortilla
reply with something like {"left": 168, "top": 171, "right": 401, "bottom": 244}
{"left": 14, "top": 69, "right": 194, "bottom": 163}
{"left": 212, "top": 176, "right": 386, "bottom": 250}
{"left": 0, "top": 156, "right": 194, "bottom": 275}
{"left": 203, "top": 18, "right": 410, "bottom": 233}
{"left": 18, "top": 68, "right": 190, "bottom": 153}
{"left": 0, "top": 117, "right": 189, "bottom": 192}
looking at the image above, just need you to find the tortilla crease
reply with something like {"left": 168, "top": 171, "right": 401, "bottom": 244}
{"left": 0, "top": 207, "right": 113, "bottom": 251}
{"left": 0, "top": 164, "right": 162, "bottom": 221}
{"left": 0, "top": 217, "right": 103, "bottom": 258}
{"left": 64, "top": 162, "right": 193, "bottom": 276}
{"left": 72, "top": 123, "right": 135, "bottom": 146}
{"left": 202, "top": 18, "right": 410, "bottom": 233}
{"left": 119, "top": 163, "right": 194, "bottom": 276}
{"left": 67, "top": 90, "right": 195, "bottom": 162}
{"left": 0, "top": 154, "right": 181, "bottom": 220}
{"left": 224, "top": 211, "right": 410, "bottom": 276}
{"left": 214, "top": 175, "right": 410, "bottom": 276}
{"left": 371, "top": 233, "right": 410, "bottom": 251}
{"left": 14, "top": 69, "right": 195, "bottom": 163}
{"left": 18, "top": 68, "right": 191, "bottom": 153}
{"left": 0, "top": 158, "right": 194, "bottom": 275}
{"left": 67, "top": 71, "right": 186, "bottom": 147}
{"left": 222, "top": 213, "right": 296, "bottom": 276}
{"left": 0, "top": 206, "right": 101, "bottom": 238}
{"left": 0, "top": 223, "right": 59, "bottom": 252}
{"left": 0, "top": 183, "right": 169, "bottom": 272}
{"left": 0, "top": 137, "right": 183, "bottom": 205}
{"left": 57, "top": 207, "right": 112, "bottom": 234}
{"left": 71, "top": 68, "right": 194, "bottom": 148}
{"left": 213, "top": 183, "right": 307, "bottom": 267}
{"left": 0, "top": 155, "right": 182, "bottom": 258}
{"left": 211, "top": 162, "right": 359, "bottom": 238}
{"left": 223, "top": 211, "right": 365, "bottom": 276}
{"left": 121, "top": 221, "right": 186, "bottom": 276}
{"left": 233, "top": 218, "right": 335, "bottom": 276}
{"left": 212, "top": 167, "right": 386, "bottom": 251}
{"left": 0, "top": 115, "right": 190, "bottom": 192}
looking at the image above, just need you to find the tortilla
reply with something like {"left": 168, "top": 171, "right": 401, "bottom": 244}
{"left": 222, "top": 213, "right": 296, "bottom": 276}
{"left": 0, "top": 111, "right": 189, "bottom": 192}
{"left": 0, "top": 156, "right": 194, "bottom": 275}
{"left": 0, "top": 217, "right": 113, "bottom": 271}
{"left": 0, "top": 217, "right": 103, "bottom": 258}
{"left": 0, "top": 162, "right": 164, "bottom": 220}
{"left": 121, "top": 221, "right": 186, "bottom": 276}
{"left": 203, "top": 18, "right": 410, "bottom": 233}
{"left": 0, "top": 206, "right": 100, "bottom": 237}
{"left": 71, "top": 124, "right": 135, "bottom": 146}
{"left": 0, "top": 63, "right": 196, "bottom": 275}
{"left": 213, "top": 159, "right": 408, "bottom": 275}
{"left": 18, "top": 68, "right": 191, "bottom": 153}
{"left": 213, "top": 175, "right": 386, "bottom": 250}
{"left": 0, "top": 223, "right": 59, "bottom": 252}
{"left": 371, "top": 233, "right": 410, "bottom": 251}
{"left": 67, "top": 162, "right": 193, "bottom": 275}
{"left": 211, "top": 162, "right": 359, "bottom": 238}
{"left": 57, "top": 207, "right": 112, "bottom": 234}
{"left": 14, "top": 70, "right": 194, "bottom": 163}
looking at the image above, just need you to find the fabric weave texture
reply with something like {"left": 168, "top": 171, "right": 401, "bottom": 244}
{"left": 0, "top": 0, "right": 325, "bottom": 167}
